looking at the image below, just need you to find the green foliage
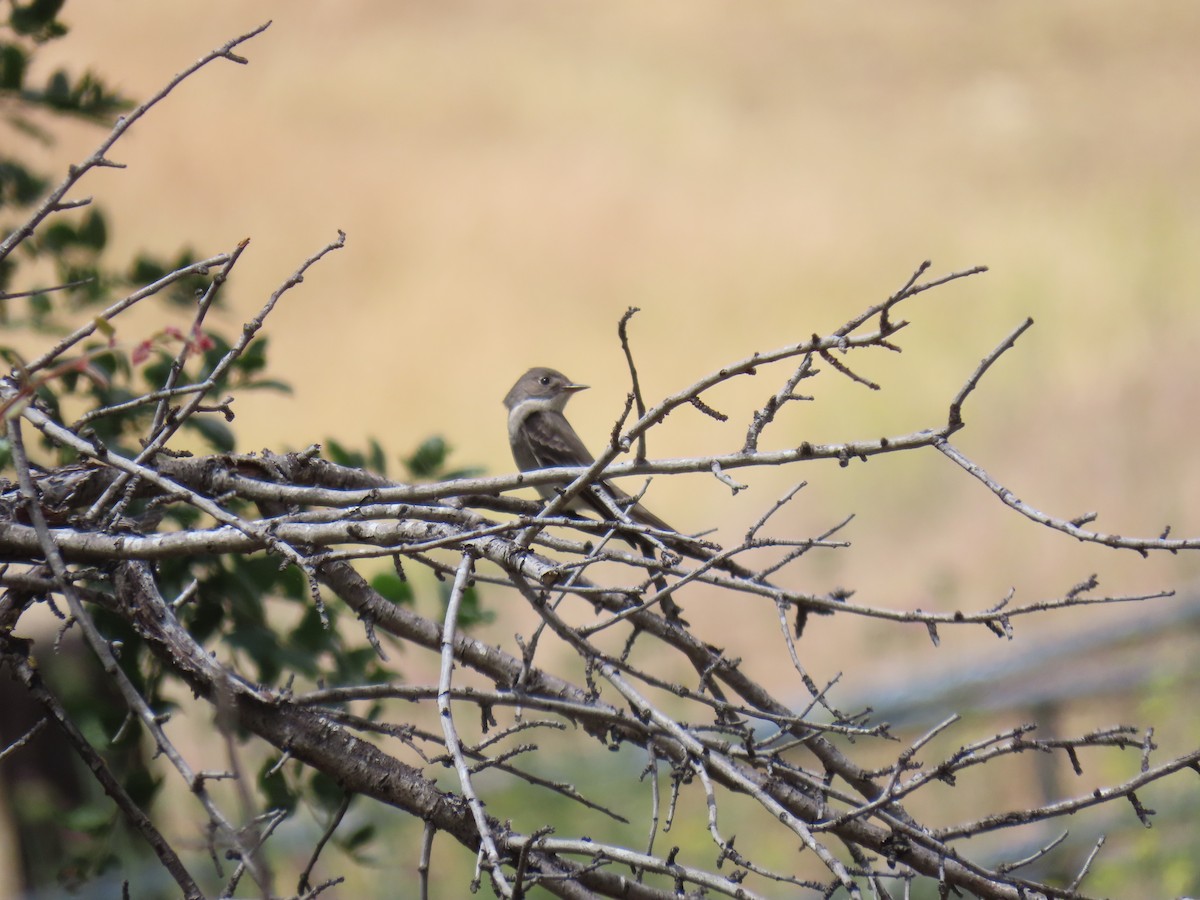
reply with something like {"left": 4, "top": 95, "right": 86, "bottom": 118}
{"left": 1, "top": 0, "right": 131, "bottom": 335}
{"left": 404, "top": 435, "right": 448, "bottom": 478}
{"left": 23, "top": 629, "right": 166, "bottom": 890}
{"left": 0, "top": 42, "right": 28, "bottom": 89}
{"left": 153, "top": 552, "right": 394, "bottom": 692}
{"left": 340, "top": 822, "right": 377, "bottom": 857}
{"left": 4, "top": 3, "right": 126, "bottom": 118}
{"left": 0, "top": 7, "right": 493, "bottom": 894}
{"left": 370, "top": 570, "right": 414, "bottom": 606}
{"left": 38, "top": 68, "right": 128, "bottom": 119}
{"left": 1, "top": 3, "right": 201, "bottom": 336}
{"left": 324, "top": 434, "right": 484, "bottom": 481}
{"left": 325, "top": 436, "right": 389, "bottom": 475}
{"left": 127, "top": 248, "right": 210, "bottom": 307}
{"left": 441, "top": 581, "right": 493, "bottom": 629}
{"left": 309, "top": 770, "right": 347, "bottom": 813}
{"left": 404, "top": 434, "right": 483, "bottom": 481}
{"left": 0, "top": 9, "right": 366, "bottom": 890}
{"left": 326, "top": 435, "right": 491, "bottom": 628}
{"left": 257, "top": 755, "right": 299, "bottom": 815}
{"left": 0, "top": 157, "right": 47, "bottom": 208}
{"left": 9, "top": 0, "right": 69, "bottom": 43}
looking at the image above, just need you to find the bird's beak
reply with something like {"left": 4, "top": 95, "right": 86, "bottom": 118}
{"left": 564, "top": 382, "right": 589, "bottom": 393}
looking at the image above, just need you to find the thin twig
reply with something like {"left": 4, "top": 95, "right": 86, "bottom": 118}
{"left": 617, "top": 307, "right": 649, "bottom": 463}
{"left": 0, "top": 23, "right": 272, "bottom": 264}
{"left": 437, "top": 551, "right": 511, "bottom": 897}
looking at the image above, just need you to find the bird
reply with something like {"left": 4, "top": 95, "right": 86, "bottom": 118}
{"left": 505, "top": 366, "right": 694, "bottom": 620}
{"left": 503, "top": 366, "right": 827, "bottom": 635}
{"left": 504, "top": 366, "right": 674, "bottom": 536}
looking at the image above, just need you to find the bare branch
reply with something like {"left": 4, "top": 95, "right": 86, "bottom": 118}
{"left": 937, "top": 439, "right": 1200, "bottom": 554}
{"left": 437, "top": 551, "right": 511, "bottom": 897}
{"left": 0, "top": 23, "right": 272, "bottom": 264}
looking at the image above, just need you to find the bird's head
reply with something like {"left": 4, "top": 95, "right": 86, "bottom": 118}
{"left": 503, "top": 367, "right": 589, "bottom": 413}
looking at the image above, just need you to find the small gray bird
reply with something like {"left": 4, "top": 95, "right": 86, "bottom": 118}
{"left": 503, "top": 366, "right": 827, "bottom": 634}
{"left": 504, "top": 366, "right": 673, "bottom": 534}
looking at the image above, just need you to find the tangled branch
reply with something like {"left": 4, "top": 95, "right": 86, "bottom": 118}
{"left": 2, "top": 20, "right": 1197, "bottom": 900}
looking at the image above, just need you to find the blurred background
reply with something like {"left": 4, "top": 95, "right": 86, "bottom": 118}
{"left": 8, "top": 1, "right": 1200, "bottom": 895}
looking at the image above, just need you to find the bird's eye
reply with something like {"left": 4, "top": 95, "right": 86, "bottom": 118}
{"left": 539, "top": 376, "right": 551, "bottom": 386}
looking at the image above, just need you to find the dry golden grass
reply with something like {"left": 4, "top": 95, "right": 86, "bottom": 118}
{"left": 12, "top": 3, "right": 1200, "bottom": 891}
{"left": 23, "top": 0, "right": 1200, "bottom": 686}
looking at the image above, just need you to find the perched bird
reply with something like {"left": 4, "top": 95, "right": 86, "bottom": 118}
{"left": 504, "top": 366, "right": 686, "bottom": 619}
{"left": 504, "top": 366, "right": 673, "bottom": 534}
{"left": 503, "top": 366, "right": 826, "bottom": 634}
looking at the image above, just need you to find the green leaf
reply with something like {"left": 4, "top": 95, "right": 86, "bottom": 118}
{"left": 236, "top": 337, "right": 269, "bottom": 375}
{"left": 57, "top": 263, "right": 103, "bottom": 302}
{"left": 225, "top": 624, "right": 285, "bottom": 684}
{"left": 77, "top": 209, "right": 107, "bottom": 250}
{"left": 63, "top": 804, "right": 113, "bottom": 835}
{"left": 124, "top": 768, "right": 162, "bottom": 808}
{"left": 182, "top": 587, "right": 224, "bottom": 643}
{"left": 127, "top": 254, "right": 167, "bottom": 284}
{"left": 0, "top": 44, "right": 28, "bottom": 91}
{"left": 43, "top": 69, "right": 69, "bottom": 104}
{"left": 68, "top": 70, "right": 132, "bottom": 119}
{"left": 289, "top": 604, "right": 337, "bottom": 656}
{"left": 367, "top": 437, "right": 388, "bottom": 476}
{"left": 0, "top": 346, "right": 26, "bottom": 368}
{"left": 324, "top": 438, "right": 361, "bottom": 469}
{"left": 322, "top": 437, "right": 386, "bottom": 473}
{"left": 237, "top": 553, "right": 294, "bottom": 593}
{"left": 127, "top": 248, "right": 208, "bottom": 306}
{"left": 370, "top": 571, "right": 413, "bottom": 606}
{"left": 141, "top": 354, "right": 173, "bottom": 389}
{"left": 161, "top": 503, "right": 202, "bottom": 529}
{"left": 40, "top": 219, "right": 76, "bottom": 251}
{"left": 92, "top": 315, "right": 114, "bottom": 339}
{"left": 258, "top": 757, "right": 298, "bottom": 814}
{"left": 330, "top": 646, "right": 387, "bottom": 685}
{"left": 309, "top": 770, "right": 346, "bottom": 813}
{"left": 33, "top": 67, "right": 130, "bottom": 120}
{"left": 10, "top": 0, "right": 68, "bottom": 42}
{"left": 405, "top": 435, "right": 449, "bottom": 479}
{"left": 277, "top": 564, "right": 308, "bottom": 602}
{"left": 186, "top": 415, "right": 236, "bottom": 452}
{"left": 341, "top": 823, "right": 376, "bottom": 854}
{"left": 4, "top": 111, "right": 53, "bottom": 145}
{"left": 28, "top": 290, "right": 51, "bottom": 316}
{"left": 194, "top": 330, "right": 231, "bottom": 376}
{"left": 82, "top": 346, "right": 129, "bottom": 382}
{"left": 400, "top": 437, "right": 480, "bottom": 480}
{"left": 440, "top": 583, "right": 493, "bottom": 630}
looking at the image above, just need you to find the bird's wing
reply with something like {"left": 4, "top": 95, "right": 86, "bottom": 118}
{"left": 522, "top": 410, "right": 596, "bottom": 468}
{"left": 518, "top": 407, "right": 821, "bottom": 631}
{"left": 523, "top": 411, "right": 675, "bottom": 533}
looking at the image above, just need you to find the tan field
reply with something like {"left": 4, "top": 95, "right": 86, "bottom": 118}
{"left": 11, "top": 1, "right": 1200, "bottom": 894}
